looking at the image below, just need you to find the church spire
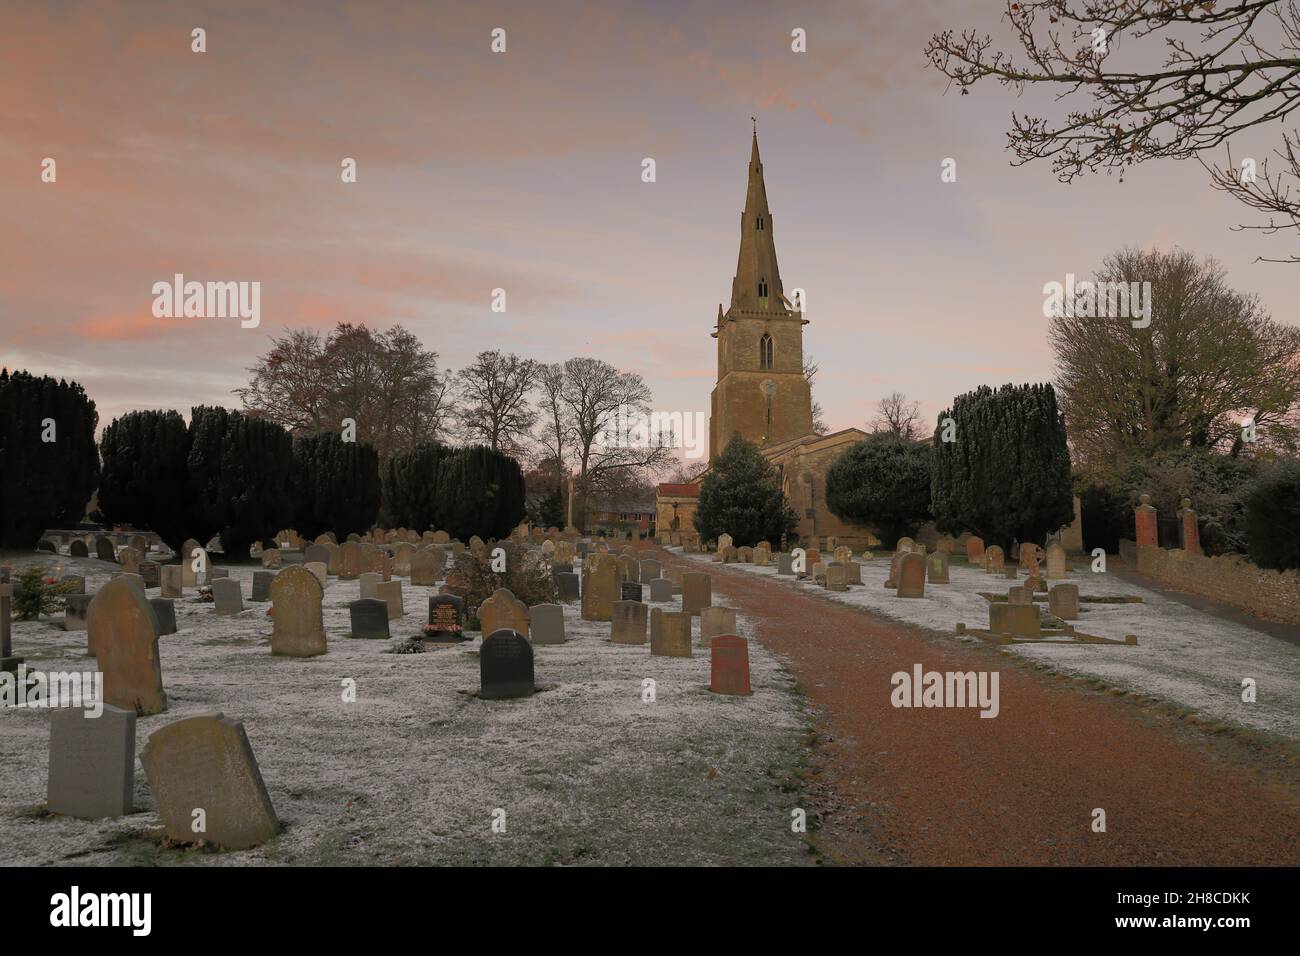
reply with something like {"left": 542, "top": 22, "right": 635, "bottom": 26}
{"left": 729, "top": 124, "right": 787, "bottom": 315}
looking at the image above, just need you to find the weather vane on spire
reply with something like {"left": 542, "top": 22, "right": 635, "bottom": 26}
{"left": 751, "top": 116, "right": 757, "bottom": 134}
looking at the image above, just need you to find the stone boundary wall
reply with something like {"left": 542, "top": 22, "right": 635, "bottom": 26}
{"left": 1136, "top": 545, "right": 1300, "bottom": 625}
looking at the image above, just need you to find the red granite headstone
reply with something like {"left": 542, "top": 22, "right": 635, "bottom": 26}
{"left": 709, "top": 634, "right": 752, "bottom": 696}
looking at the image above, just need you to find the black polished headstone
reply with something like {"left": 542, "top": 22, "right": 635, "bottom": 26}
{"left": 251, "top": 570, "right": 277, "bottom": 602}
{"left": 149, "top": 598, "right": 177, "bottom": 636}
{"left": 620, "top": 581, "right": 644, "bottom": 602}
{"left": 556, "top": 572, "right": 579, "bottom": 602}
{"left": 426, "top": 594, "right": 464, "bottom": 640}
{"left": 349, "top": 599, "right": 390, "bottom": 640}
{"left": 479, "top": 628, "right": 535, "bottom": 700}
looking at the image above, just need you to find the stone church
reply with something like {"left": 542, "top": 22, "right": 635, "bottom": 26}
{"left": 658, "top": 129, "right": 877, "bottom": 548}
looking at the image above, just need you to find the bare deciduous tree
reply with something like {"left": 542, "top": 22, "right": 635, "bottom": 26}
{"left": 561, "top": 356, "right": 672, "bottom": 531}
{"left": 871, "top": 391, "right": 924, "bottom": 441}
{"left": 534, "top": 362, "right": 571, "bottom": 495}
{"left": 803, "top": 353, "right": 827, "bottom": 433}
{"left": 925, "top": 0, "right": 1300, "bottom": 261}
{"left": 457, "top": 350, "right": 539, "bottom": 455}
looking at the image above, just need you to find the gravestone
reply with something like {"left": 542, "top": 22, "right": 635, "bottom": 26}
{"left": 335, "top": 541, "right": 362, "bottom": 580}
{"left": 305, "top": 562, "right": 328, "bottom": 589}
{"left": 620, "top": 581, "right": 644, "bottom": 603}
{"left": 580, "top": 554, "right": 619, "bottom": 622}
{"left": 409, "top": 548, "right": 445, "bottom": 586}
{"left": 610, "top": 600, "right": 648, "bottom": 645}
{"left": 648, "top": 578, "right": 673, "bottom": 602}
{"left": 717, "top": 533, "right": 733, "bottom": 552}
{"left": 0, "top": 583, "right": 14, "bottom": 673}
{"left": 479, "top": 629, "right": 535, "bottom": 699}
{"left": 1045, "top": 542, "right": 1068, "bottom": 581}
{"left": 260, "top": 548, "right": 282, "bottom": 569}
{"left": 895, "top": 537, "right": 915, "bottom": 554}
{"left": 251, "top": 570, "right": 276, "bottom": 602}
{"left": 138, "top": 561, "right": 160, "bottom": 589}
{"left": 349, "top": 599, "right": 390, "bottom": 640}
{"left": 700, "top": 605, "right": 737, "bottom": 648}
{"left": 529, "top": 604, "right": 566, "bottom": 645}
{"left": 844, "top": 560, "right": 862, "bottom": 585}
{"left": 478, "top": 588, "right": 529, "bottom": 638}
{"left": 1048, "top": 583, "right": 1080, "bottom": 620}
{"left": 207, "top": 567, "right": 229, "bottom": 584}
{"left": 681, "top": 572, "right": 711, "bottom": 616}
{"left": 825, "top": 563, "right": 847, "bottom": 592}
{"left": 64, "top": 593, "right": 92, "bottom": 632}
{"left": 1008, "top": 586, "right": 1033, "bottom": 606}
{"left": 180, "top": 539, "right": 204, "bottom": 587}
{"left": 392, "top": 543, "right": 415, "bottom": 577}
{"left": 270, "top": 566, "right": 326, "bottom": 657}
{"left": 639, "top": 558, "right": 661, "bottom": 582}
{"left": 426, "top": 595, "right": 464, "bottom": 640}
{"left": 897, "top": 553, "right": 926, "bottom": 598}
{"left": 651, "top": 611, "right": 692, "bottom": 657}
{"left": 60, "top": 574, "right": 85, "bottom": 594}
{"left": 359, "top": 572, "right": 382, "bottom": 601}
{"left": 617, "top": 554, "right": 639, "bottom": 583}
{"left": 989, "top": 603, "right": 1041, "bottom": 638}
{"left": 885, "top": 552, "right": 904, "bottom": 589}
{"left": 94, "top": 537, "right": 116, "bottom": 562}
{"left": 966, "top": 536, "right": 985, "bottom": 564}
{"left": 87, "top": 576, "right": 166, "bottom": 715}
{"left": 118, "top": 546, "right": 143, "bottom": 574}
{"left": 114, "top": 572, "right": 146, "bottom": 600}
{"left": 375, "top": 580, "right": 404, "bottom": 619}
{"left": 47, "top": 704, "right": 136, "bottom": 819}
{"left": 161, "top": 564, "right": 183, "bottom": 598}
{"left": 709, "top": 635, "right": 753, "bottom": 696}
{"left": 304, "top": 543, "right": 330, "bottom": 568}
{"left": 984, "top": 545, "right": 1006, "bottom": 574}
{"left": 140, "top": 712, "right": 279, "bottom": 850}
{"left": 777, "top": 553, "right": 794, "bottom": 575}
{"left": 555, "top": 571, "right": 580, "bottom": 602}
{"left": 212, "top": 578, "right": 243, "bottom": 615}
{"left": 149, "top": 598, "right": 177, "bottom": 636}
{"left": 926, "top": 551, "right": 950, "bottom": 584}
{"left": 70, "top": 539, "right": 89, "bottom": 558}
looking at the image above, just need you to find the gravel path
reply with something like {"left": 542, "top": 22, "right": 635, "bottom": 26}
{"left": 658, "top": 548, "right": 1300, "bottom": 867}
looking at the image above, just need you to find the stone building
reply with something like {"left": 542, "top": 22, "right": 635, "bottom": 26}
{"left": 681, "top": 128, "right": 875, "bottom": 547}
{"left": 655, "top": 482, "right": 701, "bottom": 534}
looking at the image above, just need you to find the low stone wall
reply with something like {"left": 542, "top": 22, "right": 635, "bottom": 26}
{"left": 1136, "top": 545, "right": 1300, "bottom": 625}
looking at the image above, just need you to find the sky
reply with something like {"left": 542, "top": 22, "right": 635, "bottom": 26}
{"left": 2, "top": 0, "right": 1295, "bottom": 453}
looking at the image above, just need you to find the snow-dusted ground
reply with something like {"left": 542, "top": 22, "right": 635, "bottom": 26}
{"left": 0, "top": 552, "right": 814, "bottom": 867}
{"left": 675, "top": 550, "right": 1300, "bottom": 741}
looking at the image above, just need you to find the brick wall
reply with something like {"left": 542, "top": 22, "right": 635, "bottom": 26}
{"left": 1136, "top": 545, "right": 1300, "bottom": 625}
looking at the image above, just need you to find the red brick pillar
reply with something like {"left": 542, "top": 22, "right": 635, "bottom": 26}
{"left": 1179, "top": 497, "right": 1201, "bottom": 555}
{"left": 1134, "top": 494, "right": 1158, "bottom": 548}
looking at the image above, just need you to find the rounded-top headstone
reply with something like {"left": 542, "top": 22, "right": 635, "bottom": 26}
{"left": 479, "top": 629, "right": 535, "bottom": 699}
{"left": 270, "top": 566, "right": 326, "bottom": 657}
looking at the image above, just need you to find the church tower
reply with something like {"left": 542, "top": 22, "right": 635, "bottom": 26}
{"left": 709, "top": 128, "right": 813, "bottom": 461}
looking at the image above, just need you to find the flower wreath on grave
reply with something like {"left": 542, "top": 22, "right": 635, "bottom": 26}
{"left": 198, "top": 586, "right": 214, "bottom": 603}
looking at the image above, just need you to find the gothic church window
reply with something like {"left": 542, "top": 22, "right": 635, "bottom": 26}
{"left": 759, "top": 333, "right": 773, "bottom": 369}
